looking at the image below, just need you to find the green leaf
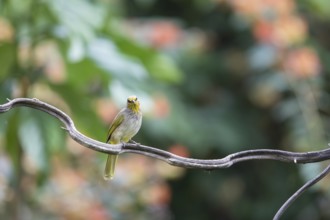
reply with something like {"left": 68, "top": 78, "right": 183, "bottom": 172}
{"left": 40, "top": 115, "right": 66, "bottom": 153}
{"left": 3, "top": 110, "right": 21, "bottom": 171}
{"left": 50, "top": 83, "right": 105, "bottom": 141}
{"left": 107, "top": 30, "right": 183, "bottom": 83}
{"left": 47, "top": 0, "right": 105, "bottom": 40}
{"left": 304, "top": 0, "right": 330, "bottom": 18}
{"left": 148, "top": 54, "right": 183, "bottom": 83}
{"left": 0, "top": 42, "right": 15, "bottom": 80}
{"left": 66, "top": 57, "right": 110, "bottom": 91}
{"left": 87, "top": 38, "right": 148, "bottom": 82}
{"left": 18, "top": 112, "right": 47, "bottom": 172}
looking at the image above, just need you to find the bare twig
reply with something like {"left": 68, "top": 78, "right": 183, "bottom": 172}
{"left": 1, "top": 98, "right": 330, "bottom": 169}
{"left": 1, "top": 97, "right": 330, "bottom": 219}
{"left": 273, "top": 163, "right": 330, "bottom": 220}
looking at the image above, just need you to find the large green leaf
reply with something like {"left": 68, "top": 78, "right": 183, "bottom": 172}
{"left": 0, "top": 43, "right": 15, "bottom": 80}
{"left": 3, "top": 110, "right": 21, "bottom": 170}
{"left": 107, "top": 30, "right": 183, "bottom": 83}
{"left": 50, "top": 83, "right": 105, "bottom": 141}
{"left": 47, "top": 0, "right": 105, "bottom": 41}
{"left": 87, "top": 38, "right": 148, "bottom": 82}
{"left": 66, "top": 57, "right": 110, "bottom": 92}
{"left": 303, "top": 0, "right": 330, "bottom": 18}
{"left": 148, "top": 54, "right": 183, "bottom": 82}
{"left": 18, "top": 109, "right": 51, "bottom": 173}
{"left": 37, "top": 111, "right": 66, "bottom": 153}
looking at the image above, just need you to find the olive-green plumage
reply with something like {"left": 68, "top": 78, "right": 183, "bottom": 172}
{"left": 104, "top": 95, "right": 142, "bottom": 180}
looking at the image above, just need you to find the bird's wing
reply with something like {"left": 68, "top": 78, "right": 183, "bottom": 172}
{"left": 106, "top": 112, "right": 125, "bottom": 143}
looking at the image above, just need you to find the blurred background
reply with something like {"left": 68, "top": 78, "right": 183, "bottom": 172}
{"left": 0, "top": 0, "right": 329, "bottom": 219}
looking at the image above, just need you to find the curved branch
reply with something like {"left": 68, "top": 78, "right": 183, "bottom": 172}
{"left": 273, "top": 162, "right": 330, "bottom": 220}
{"left": 1, "top": 98, "right": 330, "bottom": 170}
{"left": 1, "top": 97, "right": 330, "bottom": 219}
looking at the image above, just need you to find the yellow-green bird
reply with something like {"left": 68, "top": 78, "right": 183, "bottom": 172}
{"left": 104, "top": 95, "right": 142, "bottom": 180}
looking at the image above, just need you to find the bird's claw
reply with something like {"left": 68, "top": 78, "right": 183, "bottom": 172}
{"left": 121, "top": 141, "right": 126, "bottom": 147}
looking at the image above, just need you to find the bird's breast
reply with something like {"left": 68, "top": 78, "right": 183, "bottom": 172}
{"left": 111, "top": 111, "right": 142, "bottom": 142}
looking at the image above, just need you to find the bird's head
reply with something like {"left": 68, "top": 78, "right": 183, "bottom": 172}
{"left": 126, "top": 95, "right": 140, "bottom": 113}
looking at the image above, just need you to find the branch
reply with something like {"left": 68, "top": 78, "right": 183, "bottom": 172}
{"left": 273, "top": 162, "right": 330, "bottom": 220}
{"left": 1, "top": 98, "right": 330, "bottom": 219}
{"left": 1, "top": 98, "right": 330, "bottom": 169}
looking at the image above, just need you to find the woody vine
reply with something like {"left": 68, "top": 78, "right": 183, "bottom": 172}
{"left": 1, "top": 98, "right": 329, "bottom": 220}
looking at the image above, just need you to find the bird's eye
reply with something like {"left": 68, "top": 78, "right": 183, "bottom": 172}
{"left": 127, "top": 96, "right": 138, "bottom": 103}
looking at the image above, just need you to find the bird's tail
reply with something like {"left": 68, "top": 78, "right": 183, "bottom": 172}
{"left": 104, "top": 154, "right": 118, "bottom": 180}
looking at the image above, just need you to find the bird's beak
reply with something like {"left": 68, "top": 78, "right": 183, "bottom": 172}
{"left": 128, "top": 99, "right": 137, "bottom": 104}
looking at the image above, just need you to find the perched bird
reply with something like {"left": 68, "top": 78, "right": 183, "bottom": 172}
{"left": 104, "top": 95, "right": 142, "bottom": 180}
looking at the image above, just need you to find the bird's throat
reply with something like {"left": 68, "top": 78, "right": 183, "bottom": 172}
{"left": 128, "top": 104, "right": 140, "bottom": 113}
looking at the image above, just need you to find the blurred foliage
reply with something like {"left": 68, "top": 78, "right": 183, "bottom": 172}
{"left": 0, "top": 0, "right": 329, "bottom": 219}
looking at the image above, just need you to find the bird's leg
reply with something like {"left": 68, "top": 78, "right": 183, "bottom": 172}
{"left": 120, "top": 141, "right": 127, "bottom": 147}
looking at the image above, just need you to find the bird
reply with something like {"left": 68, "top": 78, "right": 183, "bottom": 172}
{"left": 104, "top": 95, "right": 142, "bottom": 180}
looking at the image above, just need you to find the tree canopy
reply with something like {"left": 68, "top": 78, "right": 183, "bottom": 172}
{"left": 0, "top": 0, "right": 329, "bottom": 219}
